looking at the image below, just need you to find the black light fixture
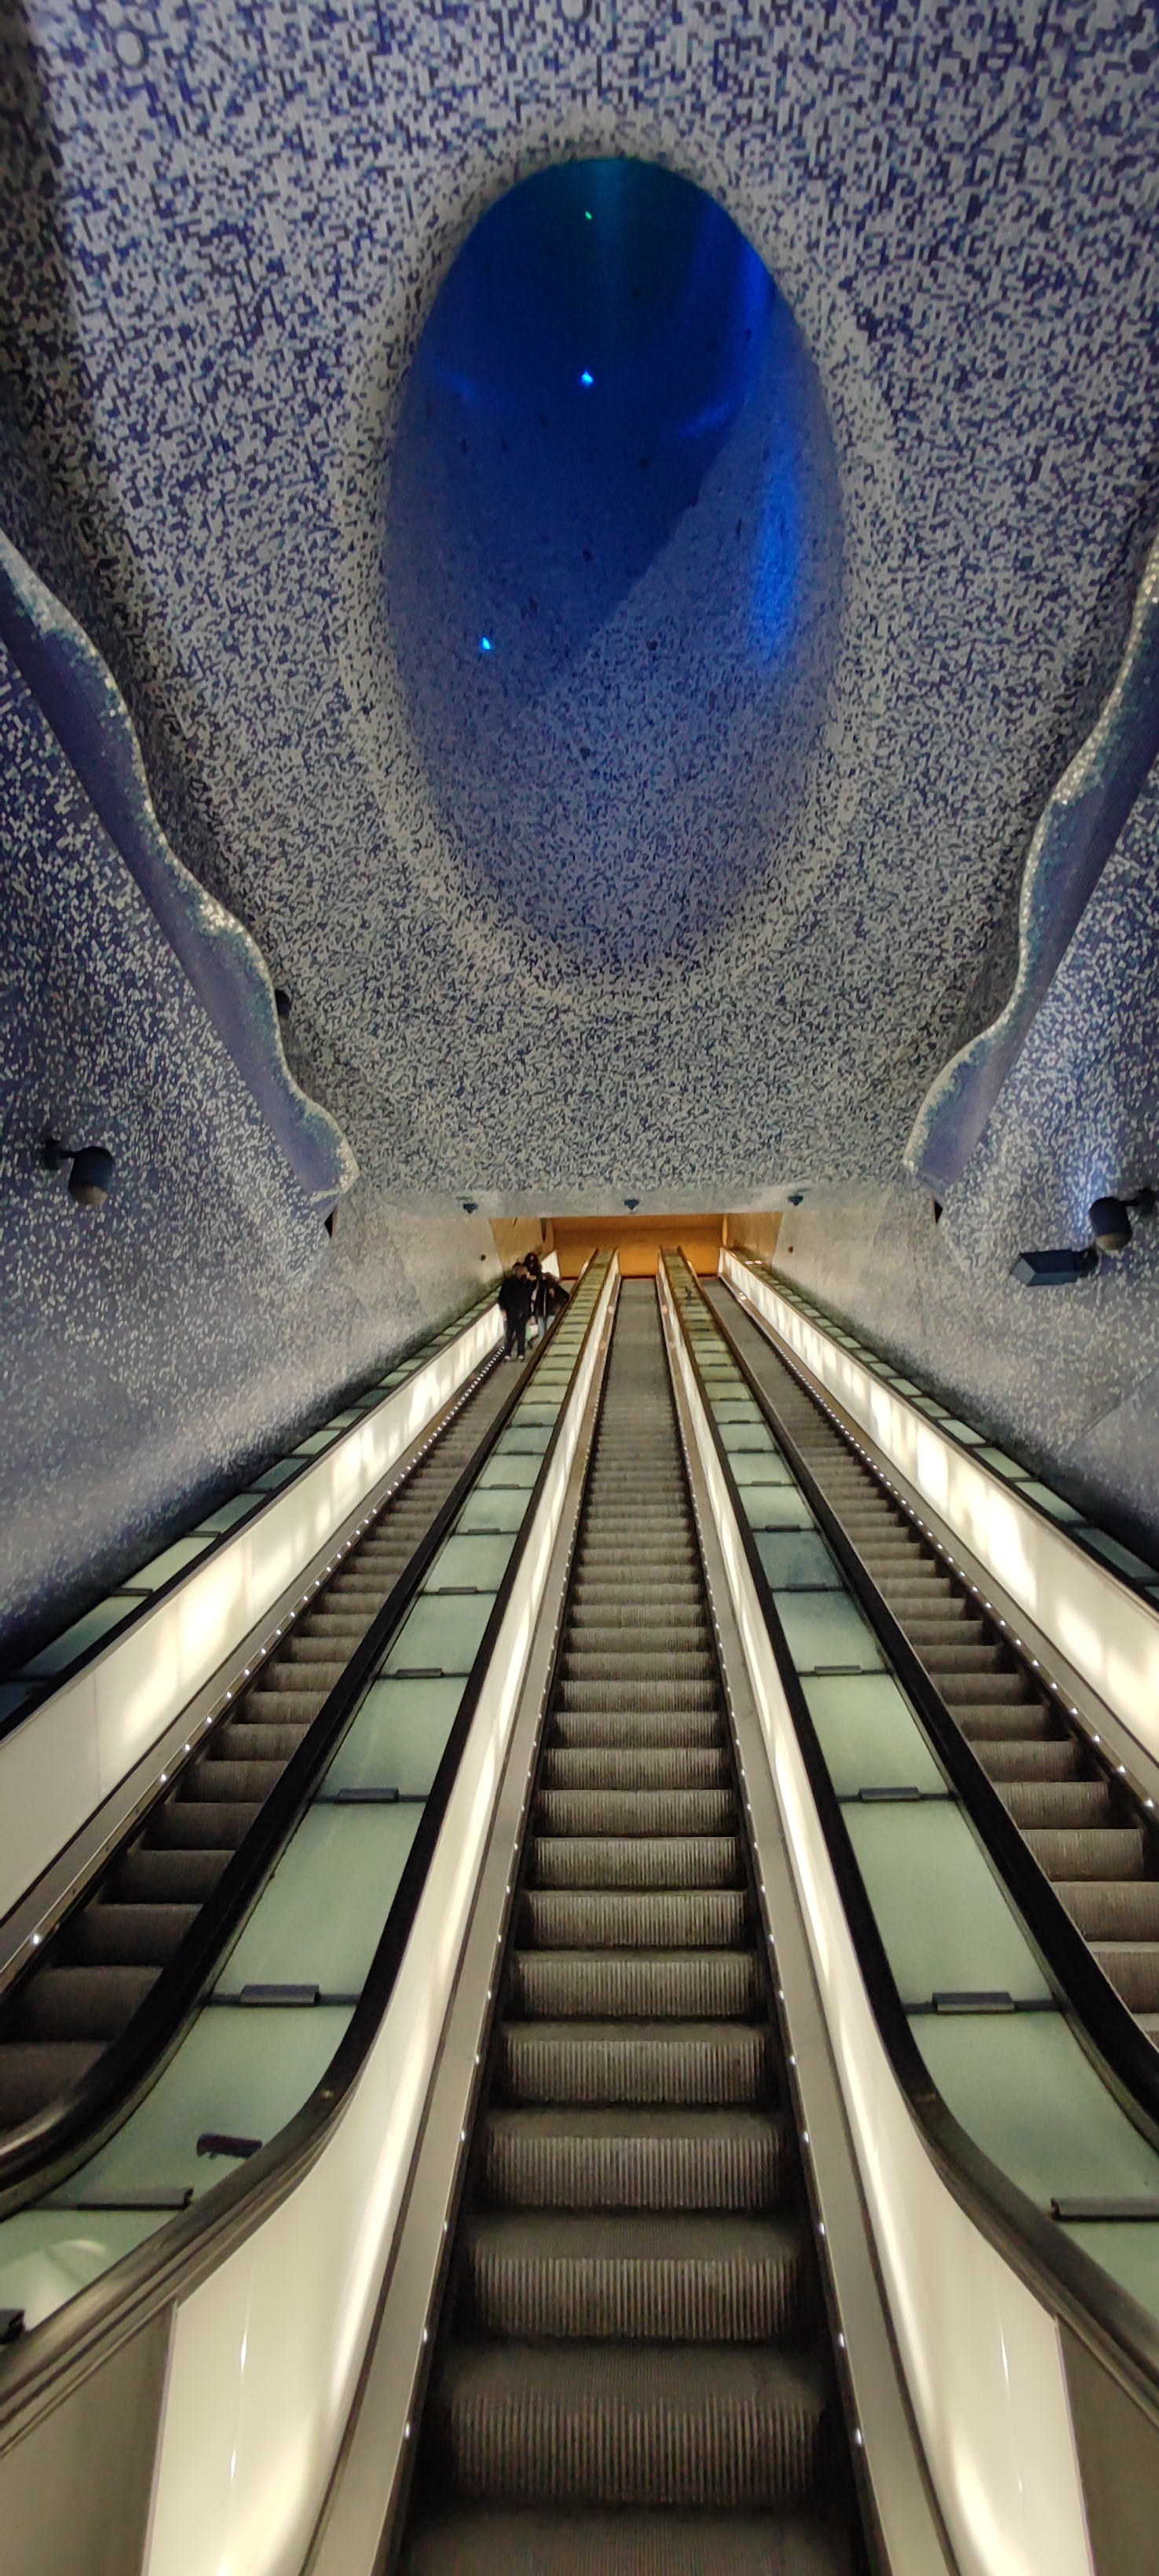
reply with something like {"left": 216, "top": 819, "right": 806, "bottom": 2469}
{"left": 1010, "top": 1246, "right": 1099, "bottom": 1286}
{"left": 1011, "top": 1186, "right": 1154, "bottom": 1284}
{"left": 42, "top": 1138, "right": 115, "bottom": 1209}
{"left": 787, "top": 1191, "right": 806, "bottom": 1206}
{"left": 623, "top": 1198, "right": 640, "bottom": 1210}
{"left": 1088, "top": 1188, "right": 1155, "bottom": 1253}
{"left": 462, "top": 1199, "right": 478, "bottom": 1213}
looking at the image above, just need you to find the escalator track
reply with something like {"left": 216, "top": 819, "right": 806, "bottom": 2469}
{"left": 710, "top": 1280, "right": 1159, "bottom": 2053}
{"left": 0, "top": 1341, "right": 523, "bottom": 2153}
{"left": 402, "top": 1282, "right": 860, "bottom": 2574}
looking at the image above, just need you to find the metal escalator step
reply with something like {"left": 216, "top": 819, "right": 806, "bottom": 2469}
{"left": 897, "top": 1619, "right": 988, "bottom": 1648}
{"left": 974, "top": 1741, "right": 1078, "bottom": 1784}
{"left": 1024, "top": 1827, "right": 1144, "bottom": 1879}
{"left": 430, "top": 2341, "right": 827, "bottom": 2508}
{"left": 510, "top": 1950, "right": 761, "bottom": 2021}
{"left": 530, "top": 1838, "right": 744, "bottom": 1890}
{"left": 261, "top": 1657, "right": 346, "bottom": 1692}
{"left": 242, "top": 1690, "right": 327, "bottom": 1723}
{"left": 403, "top": 2503, "right": 850, "bottom": 2574}
{"left": 554, "top": 1681, "right": 719, "bottom": 1714}
{"left": 210, "top": 1722, "right": 310, "bottom": 1762}
{"left": 938, "top": 1673, "right": 1037, "bottom": 1707}
{"left": 912, "top": 1645, "right": 1006, "bottom": 1675}
{"left": 282, "top": 1636, "right": 353, "bottom": 1665}
{"left": 548, "top": 1709, "right": 722, "bottom": 1748}
{"left": 148, "top": 1802, "right": 263, "bottom": 1850}
{"left": 1057, "top": 1883, "right": 1159, "bottom": 1940}
{"left": 0, "top": 2042, "right": 104, "bottom": 2129}
{"left": 1090, "top": 1945, "right": 1159, "bottom": 2012}
{"left": 499, "top": 2020, "right": 772, "bottom": 2106}
{"left": 958, "top": 1707, "right": 1056, "bottom": 1742}
{"left": 460, "top": 2211, "right": 806, "bottom": 2340}
{"left": 183, "top": 1758, "right": 287, "bottom": 1802}
{"left": 60, "top": 1904, "right": 199, "bottom": 1966}
{"left": 481, "top": 2106, "right": 790, "bottom": 2212}
{"left": 1000, "top": 1780, "right": 1113, "bottom": 1828}
{"left": 536, "top": 1790, "right": 734, "bottom": 1838}
{"left": 541, "top": 1750, "right": 728, "bottom": 1791}
{"left": 521, "top": 1890, "right": 747, "bottom": 1950}
{"left": 560, "top": 1653, "right": 717, "bottom": 1685}
{"left": 112, "top": 1846, "right": 231, "bottom": 1902}
{"left": 566, "top": 1615, "right": 709, "bottom": 1644}
{"left": 6, "top": 1963, "right": 160, "bottom": 2041}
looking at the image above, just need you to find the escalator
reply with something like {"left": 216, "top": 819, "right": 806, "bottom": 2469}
{"left": 400, "top": 1283, "right": 861, "bottom": 2574}
{"left": 0, "top": 1337, "right": 524, "bottom": 2168}
{"left": 706, "top": 1279, "right": 1159, "bottom": 2058}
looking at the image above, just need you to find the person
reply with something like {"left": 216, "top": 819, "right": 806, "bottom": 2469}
{"left": 523, "top": 1250, "right": 543, "bottom": 1338}
{"left": 534, "top": 1265, "right": 566, "bottom": 1337}
{"left": 497, "top": 1261, "right": 532, "bottom": 1360}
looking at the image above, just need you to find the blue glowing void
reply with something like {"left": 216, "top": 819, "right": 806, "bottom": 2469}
{"left": 387, "top": 158, "right": 842, "bottom": 970}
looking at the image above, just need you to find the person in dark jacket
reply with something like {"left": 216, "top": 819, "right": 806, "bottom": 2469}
{"left": 534, "top": 1267, "right": 566, "bottom": 1336}
{"left": 497, "top": 1261, "right": 532, "bottom": 1359}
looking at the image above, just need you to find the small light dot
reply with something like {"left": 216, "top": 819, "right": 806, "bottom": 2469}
{"left": 480, "top": 635, "right": 492, "bottom": 653}
{"left": 580, "top": 369, "right": 594, "bottom": 386}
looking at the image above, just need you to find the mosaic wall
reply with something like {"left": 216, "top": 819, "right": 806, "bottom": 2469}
{"left": 2, "top": 0, "right": 1158, "bottom": 1620}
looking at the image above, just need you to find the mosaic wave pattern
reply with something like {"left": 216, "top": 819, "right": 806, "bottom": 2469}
{"left": 0, "top": 1261, "right": 610, "bottom": 2337}
{"left": 745, "top": 1262, "right": 1159, "bottom": 1610}
{"left": 665, "top": 1255, "right": 1159, "bottom": 2339}
{"left": 0, "top": 1295, "right": 497, "bottom": 1740}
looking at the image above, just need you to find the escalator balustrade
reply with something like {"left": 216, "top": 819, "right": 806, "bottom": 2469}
{"left": 0, "top": 1352, "right": 517, "bottom": 2138}
{"left": 707, "top": 1283, "right": 1159, "bottom": 2046}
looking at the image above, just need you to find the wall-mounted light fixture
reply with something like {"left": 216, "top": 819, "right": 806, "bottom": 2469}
{"left": 787, "top": 1191, "right": 806, "bottom": 1207}
{"left": 623, "top": 1198, "right": 640, "bottom": 1211}
{"left": 1011, "top": 1187, "right": 1154, "bottom": 1284}
{"left": 42, "top": 1138, "right": 115, "bottom": 1209}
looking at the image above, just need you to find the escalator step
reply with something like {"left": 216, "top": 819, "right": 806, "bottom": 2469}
{"left": 974, "top": 1741, "right": 1079, "bottom": 1784}
{"left": 460, "top": 2211, "right": 806, "bottom": 2340}
{"left": 7, "top": 1963, "right": 160, "bottom": 2040}
{"left": 430, "top": 2342, "right": 827, "bottom": 2508}
{"left": 1057, "top": 1883, "right": 1159, "bottom": 1939}
{"left": 510, "top": 1950, "right": 761, "bottom": 2021}
{"left": 210, "top": 1722, "right": 310, "bottom": 1763}
{"left": 112, "top": 1846, "right": 231, "bottom": 1902}
{"left": 148, "top": 1801, "right": 263, "bottom": 1849}
{"left": 404, "top": 2504, "right": 850, "bottom": 2574}
{"left": 481, "top": 2106, "right": 790, "bottom": 2212}
{"left": 521, "top": 1890, "right": 748, "bottom": 1949}
{"left": 1090, "top": 1945, "right": 1159, "bottom": 2012}
{"left": 183, "top": 1758, "right": 287, "bottom": 1802}
{"left": 958, "top": 1707, "right": 1056, "bottom": 1742}
{"left": 0, "top": 2042, "right": 104, "bottom": 2127}
{"left": 549, "top": 1709, "right": 722, "bottom": 1748}
{"left": 530, "top": 1837, "right": 744, "bottom": 1890}
{"left": 541, "top": 1750, "right": 728, "bottom": 1791}
{"left": 536, "top": 1790, "right": 734, "bottom": 1838}
{"left": 498, "top": 2020, "right": 772, "bottom": 2106}
{"left": 1000, "top": 1781, "right": 1113, "bottom": 1828}
{"left": 554, "top": 1681, "right": 720, "bottom": 1714}
{"left": 1024, "top": 1827, "right": 1144, "bottom": 1879}
{"left": 60, "top": 1904, "right": 199, "bottom": 1966}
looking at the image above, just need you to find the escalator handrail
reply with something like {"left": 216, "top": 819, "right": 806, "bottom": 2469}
{"left": 660, "top": 1252, "right": 1159, "bottom": 2419}
{"left": 701, "top": 1271, "right": 1159, "bottom": 2149}
{"left": 0, "top": 1259, "right": 600, "bottom": 2219}
{"left": 0, "top": 1255, "right": 614, "bottom": 2431}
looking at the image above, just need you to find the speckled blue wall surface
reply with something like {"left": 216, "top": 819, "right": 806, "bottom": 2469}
{"left": 2, "top": 0, "right": 1157, "bottom": 1204}
{"left": 772, "top": 763, "right": 1159, "bottom": 1554}
{"left": 2, "top": 0, "right": 1159, "bottom": 1628}
{"left": 0, "top": 634, "right": 497, "bottom": 1656}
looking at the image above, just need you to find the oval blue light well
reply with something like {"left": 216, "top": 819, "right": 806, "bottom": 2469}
{"left": 386, "top": 157, "right": 842, "bottom": 970}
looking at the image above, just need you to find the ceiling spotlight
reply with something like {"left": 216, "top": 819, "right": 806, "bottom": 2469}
{"left": 623, "top": 1198, "right": 640, "bottom": 1210}
{"left": 787, "top": 1191, "right": 805, "bottom": 1206}
{"left": 42, "top": 1138, "right": 115, "bottom": 1209}
{"left": 1089, "top": 1188, "right": 1155, "bottom": 1253}
{"left": 462, "top": 1199, "right": 478, "bottom": 1213}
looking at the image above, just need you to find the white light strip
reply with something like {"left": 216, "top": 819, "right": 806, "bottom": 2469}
{"left": 722, "top": 1250, "right": 1159, "bottom": 1773}
{"left": 0, "top": 1308, "right": 503, "bottom": 1925}
{"left": 143, "top": 1261, "right": 619, "bottom": 2576}
{"left": 660, "top": 1263, "right": 1094, "bottom": 2576}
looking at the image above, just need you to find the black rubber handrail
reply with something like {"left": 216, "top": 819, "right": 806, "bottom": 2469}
{"left": 704, "top": 1272, "right": 1159, "bottom": 2146}
{"left": 729, "top": 1253, "right": 1159, "bottom": 1618}
{"left": 0, "top": 1259, "right": 598, "bottom": 2219}
{"left": 660, "top": 1253, "right": 1159, "bottom": 2417}
{"left": 0, "top": 1255, "right": 615, "bottom": 2431}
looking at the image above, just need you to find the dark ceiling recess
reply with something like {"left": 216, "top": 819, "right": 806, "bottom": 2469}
{"left": 387, "top": 157, "right": 843, "bottom": 971}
